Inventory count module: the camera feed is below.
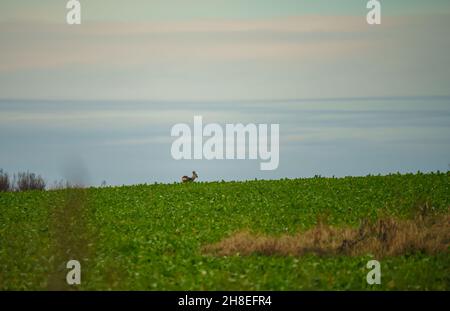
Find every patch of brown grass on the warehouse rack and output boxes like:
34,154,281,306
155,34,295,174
203,214,450,258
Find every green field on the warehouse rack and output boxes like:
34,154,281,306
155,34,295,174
1,172,449,290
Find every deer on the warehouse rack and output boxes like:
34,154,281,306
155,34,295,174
181,171,198,183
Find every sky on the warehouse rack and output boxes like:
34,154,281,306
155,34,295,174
3,0,450,21
0,1,449,185
1,0,450,101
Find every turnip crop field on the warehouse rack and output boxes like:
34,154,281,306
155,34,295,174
1,172,449,290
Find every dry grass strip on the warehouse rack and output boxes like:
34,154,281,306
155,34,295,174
203,214,450,258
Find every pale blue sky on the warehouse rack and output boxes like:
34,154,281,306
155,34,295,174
0,1,449,184
2,0,450,22
1,1,450,101
1,98,449,185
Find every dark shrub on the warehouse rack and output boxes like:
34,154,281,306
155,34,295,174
0,169,10,192
15,171,46,191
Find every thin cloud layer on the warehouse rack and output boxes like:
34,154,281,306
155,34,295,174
0,14,449,100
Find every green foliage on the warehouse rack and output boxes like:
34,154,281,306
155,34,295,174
0,172,449,290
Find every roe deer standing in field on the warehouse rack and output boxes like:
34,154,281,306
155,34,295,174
182,171,198,183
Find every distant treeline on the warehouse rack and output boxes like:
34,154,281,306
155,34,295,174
0,169,108,192
0,169,46,192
